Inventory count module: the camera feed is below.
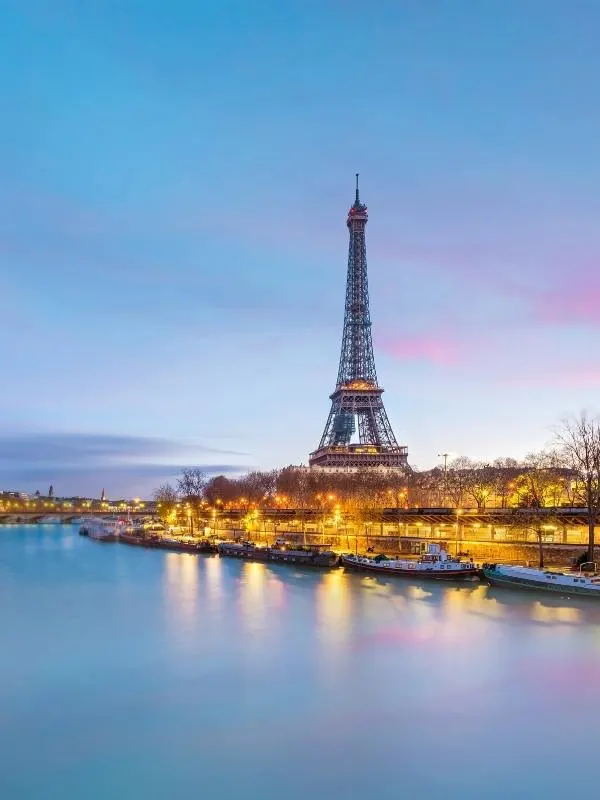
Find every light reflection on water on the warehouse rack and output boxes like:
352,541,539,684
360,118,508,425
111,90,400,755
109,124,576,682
316,568,353,644
530,600,581,624
163,552,199,630
237,560,269,632
203,553,224,612
3,525,600,799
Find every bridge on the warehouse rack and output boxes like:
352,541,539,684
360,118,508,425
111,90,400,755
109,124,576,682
0,509,152,524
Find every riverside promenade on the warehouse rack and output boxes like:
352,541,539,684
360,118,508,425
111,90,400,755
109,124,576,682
207,526,593,568
205,507,598,567
2,506,597,567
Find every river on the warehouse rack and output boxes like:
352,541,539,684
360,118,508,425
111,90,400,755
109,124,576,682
1,524,600,799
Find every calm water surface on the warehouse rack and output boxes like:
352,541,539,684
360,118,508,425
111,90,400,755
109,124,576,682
2,525,600,799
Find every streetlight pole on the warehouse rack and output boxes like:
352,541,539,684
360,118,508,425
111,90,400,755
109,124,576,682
455,508,463,556
438,453,449,506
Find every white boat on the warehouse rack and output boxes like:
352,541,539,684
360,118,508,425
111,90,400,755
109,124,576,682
340,542,479,581
483,563,600,597
79,517,124,542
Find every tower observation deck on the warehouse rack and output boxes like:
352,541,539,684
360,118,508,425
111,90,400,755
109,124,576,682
309,176,408,471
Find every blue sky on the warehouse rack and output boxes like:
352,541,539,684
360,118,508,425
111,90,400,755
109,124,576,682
2,1,600,497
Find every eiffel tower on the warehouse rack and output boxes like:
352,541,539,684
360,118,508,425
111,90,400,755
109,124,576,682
309,176,408,470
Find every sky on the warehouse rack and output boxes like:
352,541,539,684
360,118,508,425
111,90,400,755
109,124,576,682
2,0,600,498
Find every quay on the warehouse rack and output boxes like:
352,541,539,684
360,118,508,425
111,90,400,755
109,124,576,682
3,506,600,567
95,521,598,569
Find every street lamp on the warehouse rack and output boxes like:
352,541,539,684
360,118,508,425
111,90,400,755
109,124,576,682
438,453,449,506
455,508,463,554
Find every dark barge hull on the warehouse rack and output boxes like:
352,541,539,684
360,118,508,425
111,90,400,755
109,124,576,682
340,557,478,581
88,535,118,543
218,546,270,562
218,546,338,568
269,551,339,568
119,535,218,554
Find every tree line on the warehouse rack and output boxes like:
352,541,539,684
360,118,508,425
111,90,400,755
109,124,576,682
154,412,600,562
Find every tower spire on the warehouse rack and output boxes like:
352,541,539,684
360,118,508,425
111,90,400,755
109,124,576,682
355,173,360,206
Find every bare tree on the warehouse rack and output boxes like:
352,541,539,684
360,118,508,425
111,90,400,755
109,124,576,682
513,451,563,568
414,468,444,507
203,475,237,505
153,483,179,521
238,470,279,504
515,452,563,508
555,412,600,563
464,462,497,511
177,468,207,504
492,457,521,508
154,483,178,503
445,456,473,508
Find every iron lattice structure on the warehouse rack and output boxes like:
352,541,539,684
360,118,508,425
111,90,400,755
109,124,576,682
309,176,408,471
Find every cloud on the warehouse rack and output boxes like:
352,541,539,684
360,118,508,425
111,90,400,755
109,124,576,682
502,367,600,389
0,431,248,497
532,274,600,327
0,432,245,465
378,332,463,366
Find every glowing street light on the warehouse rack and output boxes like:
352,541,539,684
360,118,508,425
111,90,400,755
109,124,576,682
455,508,464,554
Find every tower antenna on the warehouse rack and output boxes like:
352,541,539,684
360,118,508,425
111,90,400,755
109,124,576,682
355,173,360,205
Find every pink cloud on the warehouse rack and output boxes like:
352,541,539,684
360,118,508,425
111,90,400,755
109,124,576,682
378,332,462,366
534,276,600,327
504,367,600,389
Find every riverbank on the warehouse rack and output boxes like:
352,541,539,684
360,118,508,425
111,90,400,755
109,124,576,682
4,518,593,567
239,530,592,568
81,523,592,569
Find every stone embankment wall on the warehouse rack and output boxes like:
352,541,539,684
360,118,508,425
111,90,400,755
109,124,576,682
233,529,597,568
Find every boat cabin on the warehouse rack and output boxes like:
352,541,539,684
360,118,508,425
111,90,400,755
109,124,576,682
271,539,333,553
419,543,452,563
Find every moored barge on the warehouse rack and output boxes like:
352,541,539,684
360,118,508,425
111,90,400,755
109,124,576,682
218,539,338,567
79,517,123,542
119,530,218,554
269,540,339,568
482,563,600,597
340,543,478,581
218,541,271,561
